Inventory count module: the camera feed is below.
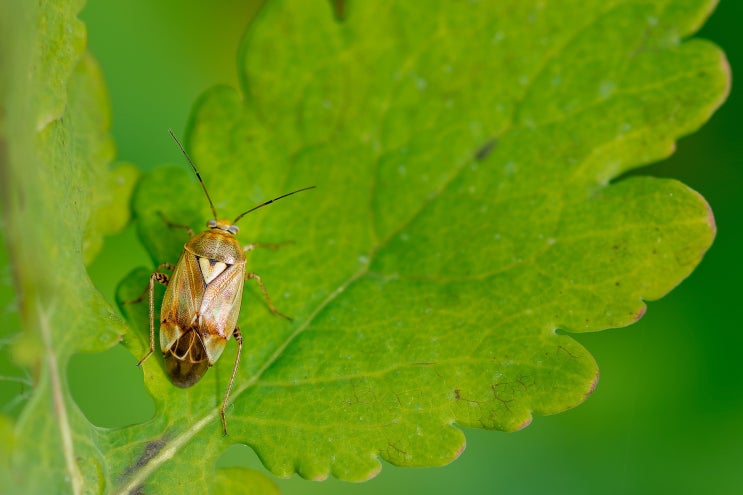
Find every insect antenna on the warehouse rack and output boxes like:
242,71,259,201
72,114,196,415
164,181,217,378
169,129,219,220
232,186,316,225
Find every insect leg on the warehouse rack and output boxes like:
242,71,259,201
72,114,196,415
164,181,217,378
137,271,170,367
122,263,174,305
157,211,195,237
220,327,243,436
246,272,292,321
243,241,294,253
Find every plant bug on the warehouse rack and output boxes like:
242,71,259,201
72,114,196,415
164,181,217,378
132,129,313,435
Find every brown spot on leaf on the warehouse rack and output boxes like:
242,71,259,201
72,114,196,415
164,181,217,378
332,0,346,21
119,437,167,483
634,305,647,322
474,138,498,160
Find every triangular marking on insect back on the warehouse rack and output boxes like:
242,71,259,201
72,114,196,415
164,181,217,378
197,257,228,284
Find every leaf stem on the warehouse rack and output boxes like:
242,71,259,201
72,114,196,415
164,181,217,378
39,304,84,495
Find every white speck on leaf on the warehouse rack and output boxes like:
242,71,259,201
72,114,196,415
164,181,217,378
598,80,615,97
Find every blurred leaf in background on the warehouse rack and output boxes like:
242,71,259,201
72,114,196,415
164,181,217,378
0,0,135,491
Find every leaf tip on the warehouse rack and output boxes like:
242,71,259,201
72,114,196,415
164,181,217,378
586,370,600,400
633,305,647,323
701,192,717,239
361,462,383,481
516,416,533,431
454,438,467,459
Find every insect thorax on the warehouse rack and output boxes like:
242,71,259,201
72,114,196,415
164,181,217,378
185,229,245,266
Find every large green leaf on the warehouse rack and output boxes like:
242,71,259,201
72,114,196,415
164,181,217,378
1,0,729,493
114,0,727,489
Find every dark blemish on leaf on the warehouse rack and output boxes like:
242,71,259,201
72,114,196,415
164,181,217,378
556,345,579,359
453,389,481,406
332,0,346,21
474,138,498,160
491,383,513,412
119,438,167,483
131,485,145,495
386,442,410,463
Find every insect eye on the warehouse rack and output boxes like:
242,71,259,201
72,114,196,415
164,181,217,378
228,225,239,235
207,219,217,228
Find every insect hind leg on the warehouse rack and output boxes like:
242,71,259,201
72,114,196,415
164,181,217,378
221,327,243,436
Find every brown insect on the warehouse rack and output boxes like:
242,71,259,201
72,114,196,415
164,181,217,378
132,130,313,434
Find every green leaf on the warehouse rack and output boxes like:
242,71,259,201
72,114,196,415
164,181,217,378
113,0,728,488
0,0,135,492
1,0,729,493
215,467,279,495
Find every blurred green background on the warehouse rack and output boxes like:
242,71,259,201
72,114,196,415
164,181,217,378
67,0,742,493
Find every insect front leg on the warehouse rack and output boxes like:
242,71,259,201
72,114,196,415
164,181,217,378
220,327,243,436
158,211,195,237
137,270,170,367
122,263,174,305
246,272,292,321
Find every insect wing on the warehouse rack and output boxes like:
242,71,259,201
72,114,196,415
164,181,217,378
198,260,244,363
159,250,203,353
